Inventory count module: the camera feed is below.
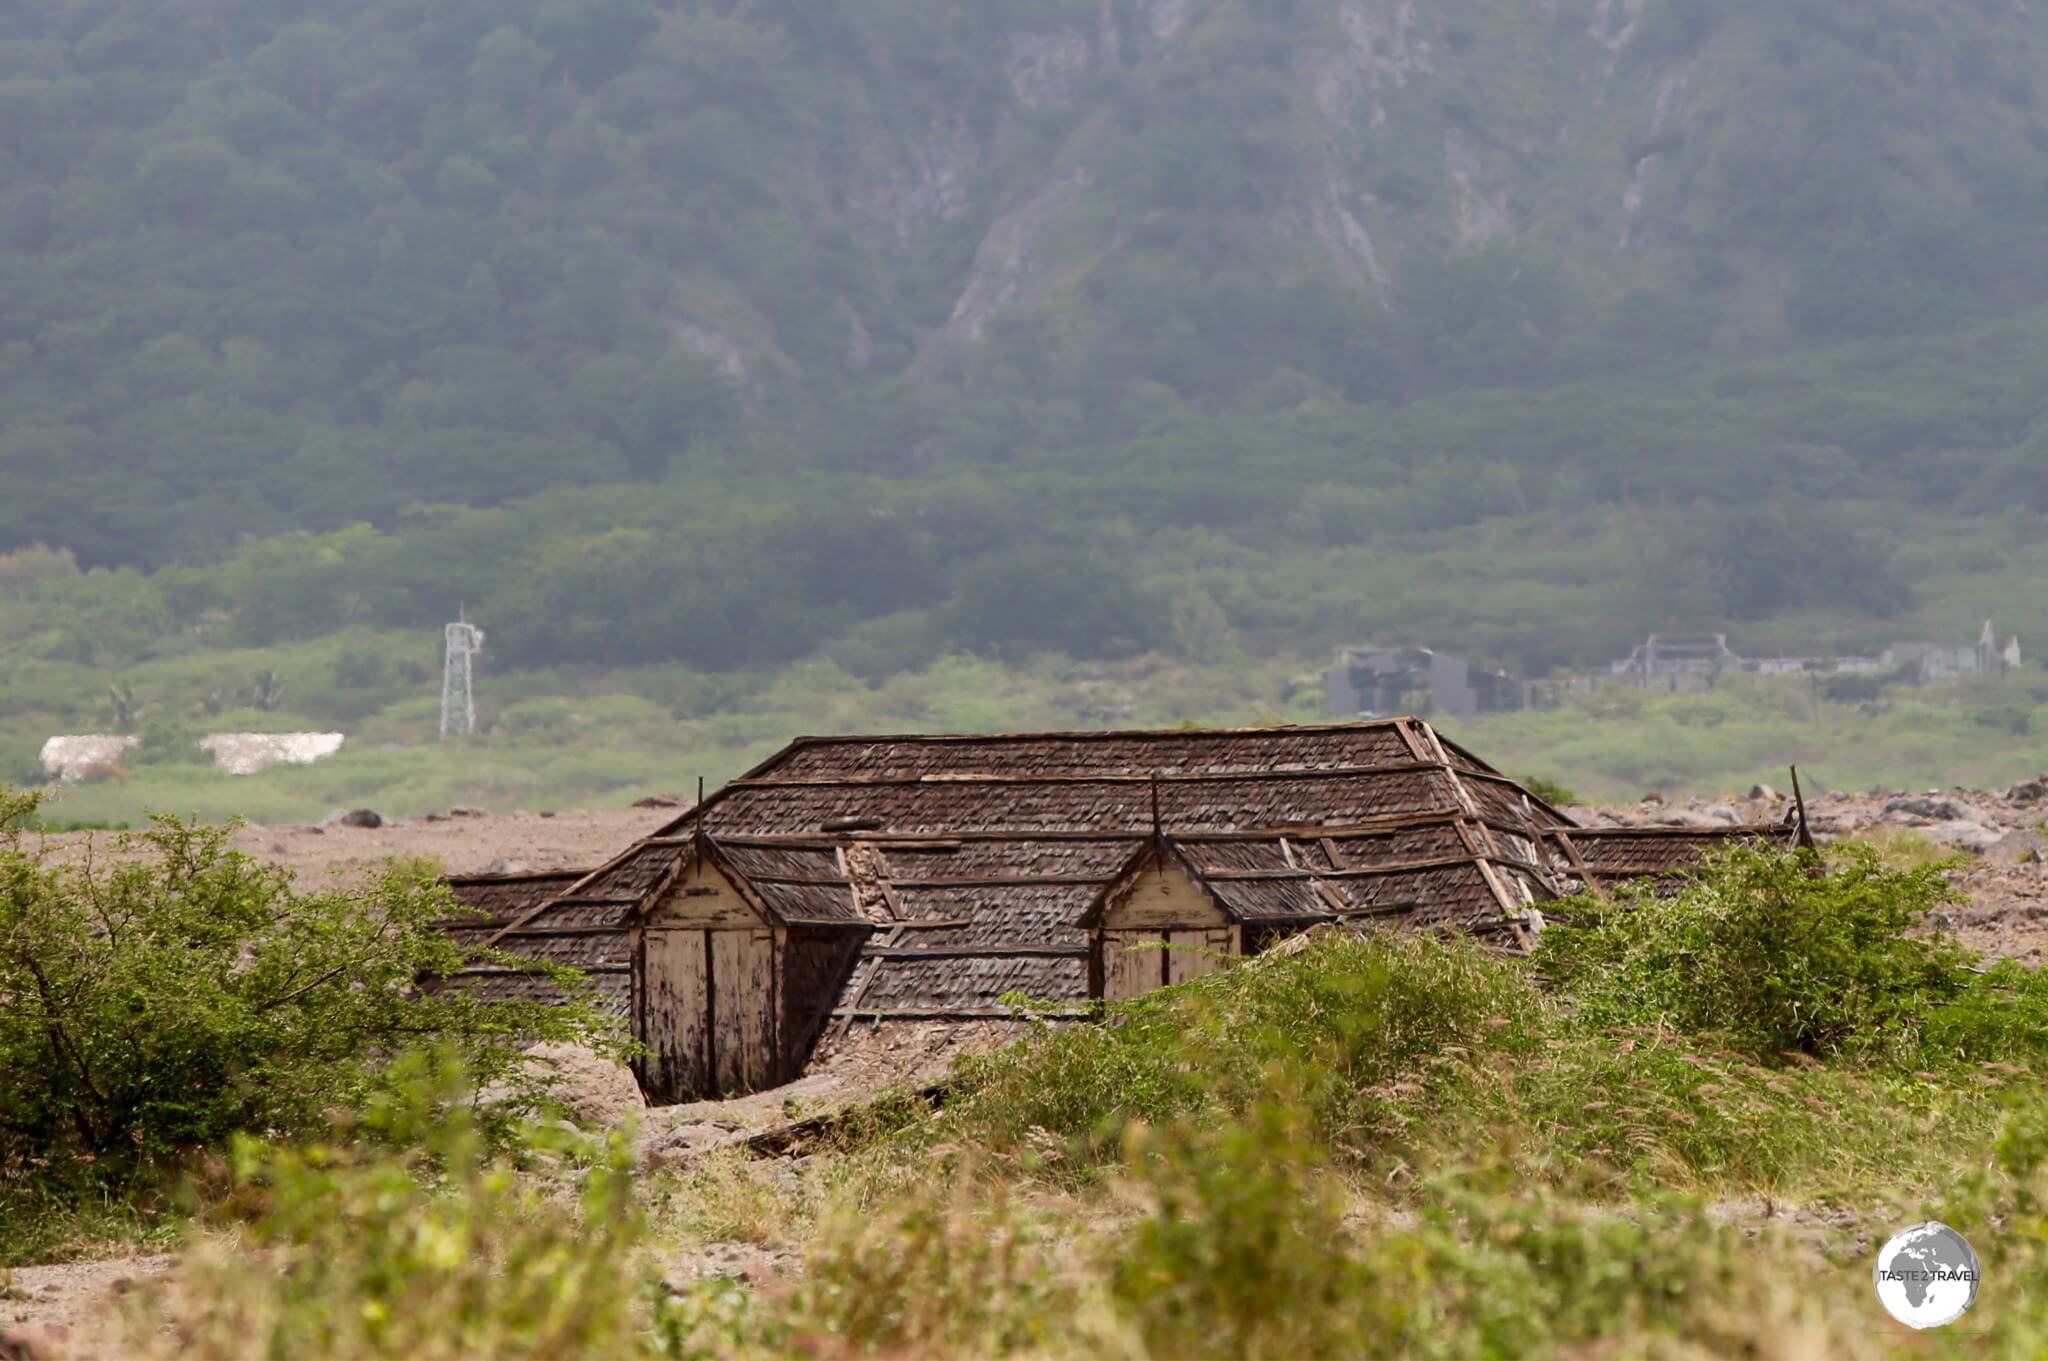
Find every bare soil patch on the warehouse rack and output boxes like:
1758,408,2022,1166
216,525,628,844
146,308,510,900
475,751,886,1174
34,804,677,885
3,1254,169,1343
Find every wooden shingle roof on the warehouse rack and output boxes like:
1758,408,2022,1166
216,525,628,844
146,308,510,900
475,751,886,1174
439,869,594,953
433,869,630,1013
561,720,1575,1013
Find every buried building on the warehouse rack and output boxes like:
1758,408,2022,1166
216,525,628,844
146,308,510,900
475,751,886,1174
439,722,1789,1104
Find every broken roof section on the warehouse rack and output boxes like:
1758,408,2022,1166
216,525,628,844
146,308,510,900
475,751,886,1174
1544,824,1802,895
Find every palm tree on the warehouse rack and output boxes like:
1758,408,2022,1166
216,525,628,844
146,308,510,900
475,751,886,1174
106,682,140,732
247,670,288,712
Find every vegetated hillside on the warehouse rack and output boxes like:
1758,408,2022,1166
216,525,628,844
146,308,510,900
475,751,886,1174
5,0,2048,686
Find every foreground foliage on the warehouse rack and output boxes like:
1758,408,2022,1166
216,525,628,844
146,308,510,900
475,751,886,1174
116,1055,660,1361
0,788,613,1261
41,848,2048,1356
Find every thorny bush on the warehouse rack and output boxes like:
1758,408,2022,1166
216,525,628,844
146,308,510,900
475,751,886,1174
0,787,616,1231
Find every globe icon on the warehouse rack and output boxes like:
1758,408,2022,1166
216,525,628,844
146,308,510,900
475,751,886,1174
1873,1222,1980,1329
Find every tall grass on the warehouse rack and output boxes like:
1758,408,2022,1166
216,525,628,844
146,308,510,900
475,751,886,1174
110,1057,667,1361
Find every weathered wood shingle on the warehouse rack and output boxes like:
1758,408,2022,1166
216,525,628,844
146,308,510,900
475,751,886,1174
433,869,628,1012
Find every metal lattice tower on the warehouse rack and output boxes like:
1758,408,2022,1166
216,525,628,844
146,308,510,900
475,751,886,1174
441,616,485,738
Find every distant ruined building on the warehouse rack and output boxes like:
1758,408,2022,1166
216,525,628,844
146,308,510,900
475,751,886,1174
1325,646,1543,719
1605,622,2021,694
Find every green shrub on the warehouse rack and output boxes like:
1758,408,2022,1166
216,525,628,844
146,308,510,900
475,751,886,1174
1842,824,1953,872
1113,1101,1366,1359
1342,1169,1820,1359
1923,959,2048,1066
823,1095,1897,1360
1932,1093,2048,1351
0,789,615,1228
1535,846,1996,1064
871,898,2041,1204
1519,775,1578,807
1488,1026,2012,1193
939,930,1541,1173
132,716,208,766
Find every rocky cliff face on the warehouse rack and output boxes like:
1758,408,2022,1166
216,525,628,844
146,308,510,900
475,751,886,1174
697,0,2048,431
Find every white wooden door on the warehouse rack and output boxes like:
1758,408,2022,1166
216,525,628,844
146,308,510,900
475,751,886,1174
643,929,709,1103
1165,928,1233,984
710,928,775,1093
1103,929,1165,1001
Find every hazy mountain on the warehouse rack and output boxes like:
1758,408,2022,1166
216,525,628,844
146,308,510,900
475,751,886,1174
3,0,2046,677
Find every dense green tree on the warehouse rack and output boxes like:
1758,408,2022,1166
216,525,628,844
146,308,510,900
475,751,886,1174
947,545,1161,660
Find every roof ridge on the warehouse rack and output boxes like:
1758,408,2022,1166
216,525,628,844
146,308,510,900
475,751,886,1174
773,719,1421,748
724,760,1466,790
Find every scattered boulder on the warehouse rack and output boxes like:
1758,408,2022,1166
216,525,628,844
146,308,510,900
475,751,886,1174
483,858,530,875
448,805,487,818
1923,820,2006,853
1656,809,1730,829
424,811,449,823
2007,777,2048,805
640,1117,753,1168
633,794,684,809
322,807,384,829
1700,802,1743,825
1883,795,1969,823
1748,783,1781,802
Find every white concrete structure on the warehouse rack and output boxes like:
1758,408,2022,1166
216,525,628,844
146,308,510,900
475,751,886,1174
198,732,346,775
39,734,139,781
